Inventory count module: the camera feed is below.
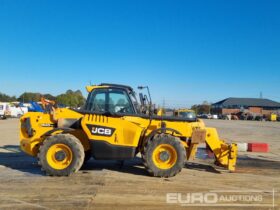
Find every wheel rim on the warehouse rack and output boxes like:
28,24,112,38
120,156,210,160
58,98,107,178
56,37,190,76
152,144,177,169
46,144,73,170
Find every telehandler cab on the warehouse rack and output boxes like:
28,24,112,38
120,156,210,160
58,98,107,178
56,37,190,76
20,83,237,177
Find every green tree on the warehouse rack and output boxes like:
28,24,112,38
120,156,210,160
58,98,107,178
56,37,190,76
0,92,17,102
56,90,85,107
43,94,56,101
191,102,211,114
1,90,85,108
18,92,41,102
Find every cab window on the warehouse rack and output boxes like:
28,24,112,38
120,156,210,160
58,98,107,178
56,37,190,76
85,91,106,112
108,90,134,114
85,89,135,114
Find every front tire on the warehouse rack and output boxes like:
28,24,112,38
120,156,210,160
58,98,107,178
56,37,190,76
142,134,186,177
38,134,85,176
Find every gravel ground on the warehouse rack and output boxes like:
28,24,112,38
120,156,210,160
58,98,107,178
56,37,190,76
0,118,279,210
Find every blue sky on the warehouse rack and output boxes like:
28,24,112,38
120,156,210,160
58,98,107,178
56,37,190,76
0,0,279,107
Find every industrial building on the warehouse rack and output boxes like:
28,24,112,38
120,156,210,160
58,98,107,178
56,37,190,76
211,97,280,115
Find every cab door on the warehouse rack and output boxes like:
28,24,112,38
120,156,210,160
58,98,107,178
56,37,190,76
81,88,143,160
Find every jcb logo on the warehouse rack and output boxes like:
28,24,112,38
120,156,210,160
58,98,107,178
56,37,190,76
87,124,115,137
92,127,112,135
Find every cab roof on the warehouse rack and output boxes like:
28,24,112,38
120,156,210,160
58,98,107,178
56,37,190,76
86,83,133,92
99,83,133,91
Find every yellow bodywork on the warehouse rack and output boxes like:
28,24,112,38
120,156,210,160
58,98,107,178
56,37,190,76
20,108,90,156
20,85,238,172
157,108,165,116
86,85,109,93
271,114,277,121
174,108,195,116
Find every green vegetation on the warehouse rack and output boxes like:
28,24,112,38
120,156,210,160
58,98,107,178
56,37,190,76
18,92,42,102
0,92,17,102
191,101,211,114
56,90,85,107
0,90,86,108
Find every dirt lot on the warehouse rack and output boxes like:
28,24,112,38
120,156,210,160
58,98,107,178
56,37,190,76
0,118,279,209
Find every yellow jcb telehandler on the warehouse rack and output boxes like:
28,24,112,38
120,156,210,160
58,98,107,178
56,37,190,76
20,83,237,177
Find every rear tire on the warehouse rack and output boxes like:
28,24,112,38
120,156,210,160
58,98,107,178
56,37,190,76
38,134,84,176
142,134,186,177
